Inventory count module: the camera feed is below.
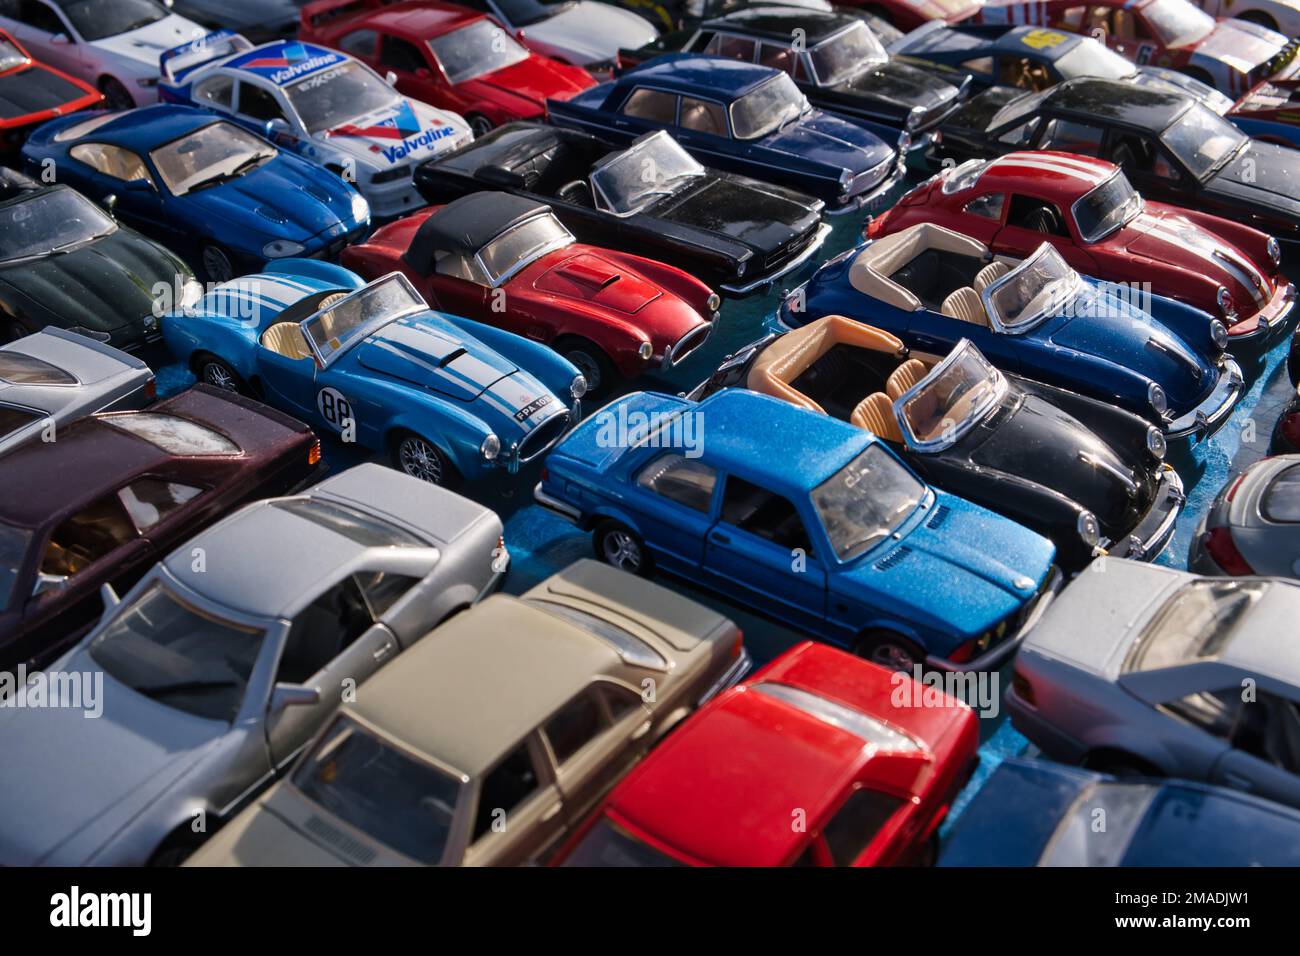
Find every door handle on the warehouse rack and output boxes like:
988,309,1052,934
630,719,653,741
710,531,730,545
372,641,396,662
540,802,563,822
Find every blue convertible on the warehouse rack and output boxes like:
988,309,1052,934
534,387,1061,671
546,54,906,213
779,223,1243,439
23,104,370,282
163,259,586,486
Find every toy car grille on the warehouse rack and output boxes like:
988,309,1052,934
667,324,712,367
846,155,894,198
764,226,818,271
518,412,571,463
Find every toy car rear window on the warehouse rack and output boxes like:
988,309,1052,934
0,403,43,439
270,498,424,548
524,598,668,670
1122,579,1268,673
1262,464,1300,523
0,351,77,385
101,412,240,456
1038,782,1156,866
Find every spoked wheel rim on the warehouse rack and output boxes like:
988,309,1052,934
202,246,234,283
868,641,917,672
601,529,642,572
398,436,444,485
564,349,602,393
201,361,238,392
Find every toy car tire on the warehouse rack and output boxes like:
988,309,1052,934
853,628,925,672
193,353,250,396
200,244,236,283
467,113,494,138
391,431,460,489
594,520,653,577
98,77,134,111
556,337,618,396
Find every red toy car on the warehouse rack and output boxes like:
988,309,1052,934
977,0,1299,96
0,29,101,156
341,192,719,392
551,642,979,867
299,0,595,137
843,0,983,31
871,151,1295,340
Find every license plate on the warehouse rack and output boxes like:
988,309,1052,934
514,395,553,422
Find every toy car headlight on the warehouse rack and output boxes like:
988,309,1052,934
1146,425,1166,460
179,278,204,310
905,106,924,131
706,292,721,312
570,374,588,400
263,239,305,258
637,342,653,362
1209,318,1229,350
1077,511,1100,547
480,433,500,460
736,258,748,277
1147,381,1167,415
1267,237,1281,266
1216,285,1232,313
839,168,854,193
350,191,370,222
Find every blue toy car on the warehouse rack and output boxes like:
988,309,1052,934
534,387,1061,671
779,223,1243,439
546,53,906,213
23,104,370,283
163,259,586,486
940,758,1300,866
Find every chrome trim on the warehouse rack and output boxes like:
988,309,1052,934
662,321,713,368
1117,464,1184,561
979,242,1078,335
299,272,425,369
1078,450,1139,497
924,566,1063,673
473,213,575,288
720,221,831,293
1164,358,1244,438
533,481,582,522
893,338,1006,453
699,647,753,704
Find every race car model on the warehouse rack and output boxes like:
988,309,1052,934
931,79,1300,249
975,0,1299,96
0,28,101,156
1228,78,1300,150
555,641,979,867
875,152,1294,340
0,383,322,671
597,0,903,38
157,30,471,219
23,105,371,282
688,318,1183,569
413,125,828,296
341,193,717,394
535,387,1062,672
547,53,906,211
1192,0,1300,35
0,327,154,458
0,0,204,109
617,8,971,134
161,259,585,486
1189,455,1300,577
0,167,195,353
889,22,1232,113
170,0,307,44
779,223,1244,439
0,462,508,866
299,0,595,137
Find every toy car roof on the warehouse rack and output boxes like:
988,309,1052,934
700,7,859,43
622,53,781,98
347,0,482,37
1040,78,1191,129
409,193,551,268
992,24,1090,58
222,39,348,86
0,165,40,203
53,104,223,148
967,150,1117,195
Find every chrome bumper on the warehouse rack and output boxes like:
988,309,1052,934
925,566,1064,673
1164,357,1244,439
1112,464,1184,561
533,481,582,523
720,222,832,295
1232,280,1296,341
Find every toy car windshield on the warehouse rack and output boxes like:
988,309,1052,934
478,212,573,284
287,60,399,134
731,73,809,140
1054,40,1134,82
592,132,705,214
896,340,1005,451
1073,171,1144,243
939,158,988,195
429,19,530,84
808,22,887,87
1160,104,1246,181
0,35,26,70
1143,0,1214,47
810,444,925,561
149,122,276,196
983,243,1079,334
302,273,426,365
0,187,115,262
1123,579,1269,673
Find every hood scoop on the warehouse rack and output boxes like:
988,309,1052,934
534,253,661,314
255,205,289,225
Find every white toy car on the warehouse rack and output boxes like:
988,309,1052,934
458,0,656,76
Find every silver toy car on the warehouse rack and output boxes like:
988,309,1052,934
1189,455,1300,579
0,462,507,865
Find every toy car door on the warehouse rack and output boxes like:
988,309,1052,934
255,343,319,423
992,191,1100,275
625,450,717,574
460,732,567,866
1211,686,1300,809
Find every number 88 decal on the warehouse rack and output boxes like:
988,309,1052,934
317,386,355,432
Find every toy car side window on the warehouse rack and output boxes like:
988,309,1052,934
276,576,375,683
13,0,61,34
339,28,379,59
353,569,421,618
636,452,718,513
1006,194,1068,236
680,96,728,137
758,42,795,76
0,402,42,440
996,116,1041,147
598,682,644,722
688,31,714,53
68,143,154,185
40,495,139,579
472,741,542,841
963,56,994,75
1038,118,1105,157
998,57,1051,92
621,87,678,124
704,33,757,61
380,35,426,74
1158,688,1241,740
433,248,488,284
720,475,814,554
117,478,203,532
194,75,234,110
1229,690,1300,775
543,689,608,764
822,787,905,866
237,81,287,123
963,192,1005,221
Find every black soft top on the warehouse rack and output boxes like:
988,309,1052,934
408,192,549,272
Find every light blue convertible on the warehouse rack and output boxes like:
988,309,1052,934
162,259,586,486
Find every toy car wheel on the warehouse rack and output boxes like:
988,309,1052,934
595,520,653,576
98,77,134,111
200,244,235,283
557,338,618,396
1238,10,1278,30
854,629,925,672
467,113,494,138
194,354,249,395
393,432,460,488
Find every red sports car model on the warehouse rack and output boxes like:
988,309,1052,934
341,192,719,393
552,641,979,867
0,29,100,156
978,0,1299,96
299,0,595,137
844,0,984,31
872,151,1295,339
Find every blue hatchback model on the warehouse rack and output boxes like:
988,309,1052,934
535,388,1060,671
23,104,370,282
546,53,906,214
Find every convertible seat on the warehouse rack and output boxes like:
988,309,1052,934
885,358,930,400
261,322,312,359
849,392,902,443
848,222,991,311
745,314,903,414
974,260,1010,292
941,287,988,326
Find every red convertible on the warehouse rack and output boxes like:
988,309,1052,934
341,193,719,393
299,0,595,137
870,151,1295,340
0,29,101,157
552,642,979,867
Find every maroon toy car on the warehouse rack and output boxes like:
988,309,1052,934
341,192,719,392
0,385,322,669
870,151,1295,340
299,0,595,138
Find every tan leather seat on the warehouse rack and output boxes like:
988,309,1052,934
261,321,312,359
885,358,929,401
941,287,988,326
974,261,1010,292
850,392,902,442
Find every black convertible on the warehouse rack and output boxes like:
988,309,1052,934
0,167,194,352
412,123,828,296
687,315,1184,570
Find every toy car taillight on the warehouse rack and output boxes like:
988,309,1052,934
308,439,321,466
144,377,157,401
1202,527,1254,576
729,630,744,660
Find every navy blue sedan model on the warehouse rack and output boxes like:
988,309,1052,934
546,53,906,213
23,104,371,282
941,759,1300,866
534,387,1061,672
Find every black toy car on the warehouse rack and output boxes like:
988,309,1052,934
687,315,1184,570
603,0,901,40
413,123,828,295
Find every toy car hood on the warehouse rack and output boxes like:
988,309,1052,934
519,2,656,65
835,58,959,111
1189,20,1289,75
652,175,818,246
462,58,593,114
532,252,663,314
763,111,894,172
1122,210,1271,308
321,97,468,170
90,14,206,69
1212,140,1300,208
179,158,349,240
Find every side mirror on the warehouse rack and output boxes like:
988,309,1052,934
270,683,321,714
32,572,68,598
414,67,431,79
50,32,70,45
384,70,398,86
100,582,120,610
264,117,290,139
102,193,118,214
